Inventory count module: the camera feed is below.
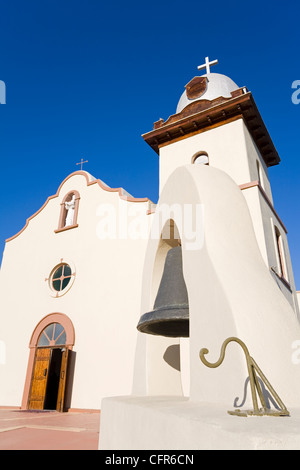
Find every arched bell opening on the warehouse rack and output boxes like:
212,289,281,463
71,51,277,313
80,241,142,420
137,220,190,397
137,219,189,338
150,219,181,308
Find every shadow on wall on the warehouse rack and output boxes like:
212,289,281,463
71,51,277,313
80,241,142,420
234,376,282,411
64,350,76,411
163,345,181,371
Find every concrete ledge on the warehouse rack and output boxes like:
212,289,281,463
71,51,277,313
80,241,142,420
99,396,300,450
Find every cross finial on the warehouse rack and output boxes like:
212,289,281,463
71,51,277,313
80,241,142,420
197,56,218,75
76,158,88,171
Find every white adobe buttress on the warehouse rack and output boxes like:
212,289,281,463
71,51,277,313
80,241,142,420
99,63,300,450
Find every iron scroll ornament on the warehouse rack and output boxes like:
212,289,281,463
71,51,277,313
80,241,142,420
199,337,290,417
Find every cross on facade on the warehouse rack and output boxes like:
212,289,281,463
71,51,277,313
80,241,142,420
76,158,88,170
197,56,218,74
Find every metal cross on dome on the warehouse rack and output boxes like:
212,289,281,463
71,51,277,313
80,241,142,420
197,56,218,74
76,158,88,170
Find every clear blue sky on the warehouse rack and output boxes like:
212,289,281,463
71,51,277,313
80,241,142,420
0,0,299,286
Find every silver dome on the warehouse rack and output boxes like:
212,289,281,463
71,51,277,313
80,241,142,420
176,73,239,114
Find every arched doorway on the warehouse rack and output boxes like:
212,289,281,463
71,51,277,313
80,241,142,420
22,313,75,412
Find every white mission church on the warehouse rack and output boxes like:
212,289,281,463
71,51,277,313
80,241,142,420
1,57,300,448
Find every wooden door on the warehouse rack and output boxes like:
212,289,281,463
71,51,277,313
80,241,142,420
28,348,51,410
56,348,69,412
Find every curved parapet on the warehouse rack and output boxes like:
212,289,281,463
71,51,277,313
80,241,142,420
6,170,153,243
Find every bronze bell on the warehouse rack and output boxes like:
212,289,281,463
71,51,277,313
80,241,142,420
137,246,189,337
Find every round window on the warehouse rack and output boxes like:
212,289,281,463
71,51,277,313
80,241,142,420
51,264,72,293
46,261,76,298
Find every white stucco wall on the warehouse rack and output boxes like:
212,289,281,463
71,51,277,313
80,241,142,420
100,164,300,450
158,118,298,317
159,119,257,194
243,123,273,202
241,186,299,316
0,172,153,410
132,164,300,407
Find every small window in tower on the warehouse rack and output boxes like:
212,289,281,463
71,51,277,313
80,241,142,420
192,152,209,165
256,160,265,190
274,226,287,280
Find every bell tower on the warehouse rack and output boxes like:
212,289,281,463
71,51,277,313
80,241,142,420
142,58,299,317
